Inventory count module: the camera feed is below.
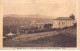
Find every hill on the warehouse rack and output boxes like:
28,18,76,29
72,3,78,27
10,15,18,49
3,15,53,26
3,15,53,35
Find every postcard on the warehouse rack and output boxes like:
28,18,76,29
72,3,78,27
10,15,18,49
0,0,80,50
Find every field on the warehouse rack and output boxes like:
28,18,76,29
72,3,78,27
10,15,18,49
3,27,77,47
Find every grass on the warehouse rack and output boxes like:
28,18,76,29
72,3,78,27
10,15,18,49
3,27,77,47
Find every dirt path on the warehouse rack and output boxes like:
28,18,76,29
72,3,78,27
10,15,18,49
12,31,59,42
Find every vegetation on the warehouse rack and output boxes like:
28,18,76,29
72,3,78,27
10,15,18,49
3,16,53,36
3,26,76,47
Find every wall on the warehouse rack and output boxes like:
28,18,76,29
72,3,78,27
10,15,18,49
53,19,75,29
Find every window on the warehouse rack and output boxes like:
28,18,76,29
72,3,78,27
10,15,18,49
62,22,64,25
59,22,60,25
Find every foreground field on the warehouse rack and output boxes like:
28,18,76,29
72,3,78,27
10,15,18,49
3,27,76,47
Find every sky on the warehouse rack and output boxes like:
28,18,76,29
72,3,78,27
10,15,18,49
2,0,77,18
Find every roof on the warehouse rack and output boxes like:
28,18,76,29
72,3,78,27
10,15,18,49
54,17,73,20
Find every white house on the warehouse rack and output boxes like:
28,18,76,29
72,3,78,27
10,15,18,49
52,14,76,29
6,32,15,36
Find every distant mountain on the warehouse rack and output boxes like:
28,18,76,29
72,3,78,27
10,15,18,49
3,15,54,27
3,14,54,18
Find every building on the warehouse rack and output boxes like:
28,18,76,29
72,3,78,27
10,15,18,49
6,32,15,36
53,14,76,29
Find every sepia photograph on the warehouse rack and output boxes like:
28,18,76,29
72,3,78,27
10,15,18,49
3,0,77,47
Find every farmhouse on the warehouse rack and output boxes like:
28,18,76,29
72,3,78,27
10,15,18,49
53,14,76,29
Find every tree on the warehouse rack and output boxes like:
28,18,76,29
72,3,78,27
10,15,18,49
69,14,75,20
